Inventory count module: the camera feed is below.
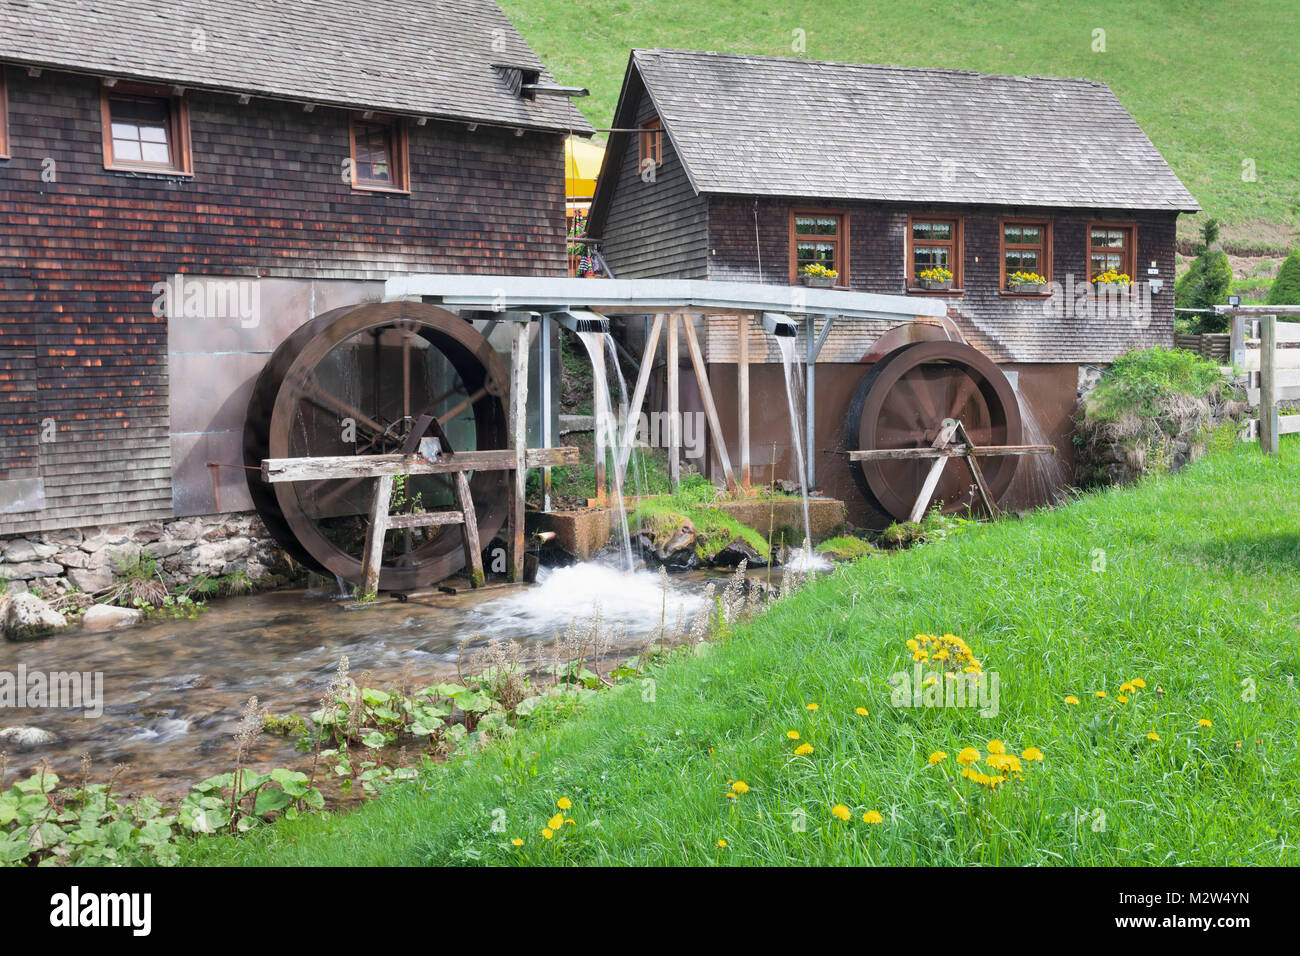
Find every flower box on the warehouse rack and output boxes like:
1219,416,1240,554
1010,282,1048,294
918,278,952,291
802,275,835,288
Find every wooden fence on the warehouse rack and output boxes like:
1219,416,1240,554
1216,307,1300,454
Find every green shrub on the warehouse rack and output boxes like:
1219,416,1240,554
1085,347,1226,422
815,535,876,561
1175,219,1233,332
1267,249,1300,306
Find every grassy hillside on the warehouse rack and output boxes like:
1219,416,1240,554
506,0,1299,252
192,436,1300,866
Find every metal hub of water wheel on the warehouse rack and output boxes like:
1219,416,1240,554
845,340,1023,521
244,301,510,591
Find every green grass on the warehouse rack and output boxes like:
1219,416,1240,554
816,535,877,560
507,0,1300,250
631,496,771,560
189,438,1300,866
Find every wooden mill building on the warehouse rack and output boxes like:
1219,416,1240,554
585,49,1200,519
0,0,589,543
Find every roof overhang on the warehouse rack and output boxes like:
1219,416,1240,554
384,275,948,321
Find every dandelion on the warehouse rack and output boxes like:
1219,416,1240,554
1120,682,1135,694
794,743,814,756
1198,718,1212,728
806,703,819,711
957,747,980,767
1021,747,1044,762
717,839,727,848
557,797,572,810
1131,678,1146,689
1095,691,1107,699
1064,696,1080,706
928,750,947,765
726,792,737,800
511,838,523,846
548,813,564,829
988,740,1006,755
1146,732,1160,742
863,810,883,824
987,753,1022,774
542,828,554,840
855,707,869,716
565,818,575,826
787,730,800,740
831,804,852,821
1117,694,1128,703
732,780,750,794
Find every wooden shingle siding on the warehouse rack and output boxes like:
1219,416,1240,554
597,82,708,280
702,195,1176,364
0,69,566,536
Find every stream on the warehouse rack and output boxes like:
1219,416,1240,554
0,563,711,801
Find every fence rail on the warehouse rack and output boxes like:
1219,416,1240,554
1210,306,1300,455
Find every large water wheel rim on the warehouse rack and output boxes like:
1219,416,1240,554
247,301,510,590
845,340,1023,521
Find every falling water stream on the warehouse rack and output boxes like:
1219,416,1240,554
1013,389,1071,507
575,330,634,571
775,336,815,563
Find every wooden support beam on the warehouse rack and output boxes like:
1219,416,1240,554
954,421,997,518
386,510,464,530
667,313,680,489
507,322,529,581
849,444,1055,462
616,314,664,484
454,470,484,587
737,314,751,489
908,420,960,524
262,446,578,483
359,475,394,598
680,314,738,493
1260,314,1279,456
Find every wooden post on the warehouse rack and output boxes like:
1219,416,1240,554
681,314,738,493
667,313,680,489
738,314,751,489
454,470,485,587
1260,313,1278,456
616,313,664,482
507,322,529,581
359,475,393,597
1230,312,1246,370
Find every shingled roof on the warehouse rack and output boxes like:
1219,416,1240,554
592,49,1196,222
0,0,592,134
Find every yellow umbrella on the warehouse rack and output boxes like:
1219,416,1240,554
565,135,604,200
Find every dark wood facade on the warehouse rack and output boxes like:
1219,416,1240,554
0,67,566,535
595,78,1178,365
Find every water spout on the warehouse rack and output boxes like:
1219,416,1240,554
574,330,635,571
774,335,815,563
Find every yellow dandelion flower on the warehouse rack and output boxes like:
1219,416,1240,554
1095,691,1107,699
1117,694,1128,703
717,839,727,848
1064,695,1080,706
1198,718,1212,728
928,750,947,765
1120,682,1135,694
1131,678,1146,689
806,703,819,711
557,797,572,810
1146,731,1160,741
855,707,869,716
542,828,554,840
548,813,564,830
565,818,575,826
787,730,800,739
511,838,523,846
732,780,750,794
988,740,1006,755
987,753,1022,774
863,810,883,824
794,743,814,756
831,804,852,821
1021,747,1044,761
726,792,737,799
957,747,980,767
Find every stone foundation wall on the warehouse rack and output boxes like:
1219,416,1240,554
0,512,283,598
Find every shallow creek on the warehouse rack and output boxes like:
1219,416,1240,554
0,563,712,802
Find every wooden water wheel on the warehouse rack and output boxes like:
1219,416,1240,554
845,340,1023,521
244,301,511,590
